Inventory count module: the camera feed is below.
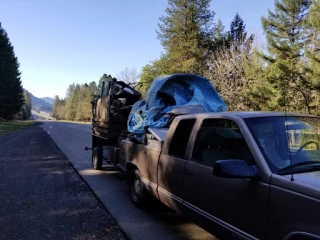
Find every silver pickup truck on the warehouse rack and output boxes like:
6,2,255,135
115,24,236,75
117,111,320,240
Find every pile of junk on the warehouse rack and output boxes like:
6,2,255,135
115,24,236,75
91,74,227,146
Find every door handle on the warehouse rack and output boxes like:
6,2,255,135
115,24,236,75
184,169,194,177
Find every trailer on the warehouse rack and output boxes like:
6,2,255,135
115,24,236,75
87,76,141,170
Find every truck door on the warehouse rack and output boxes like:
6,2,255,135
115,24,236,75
182,118,269,240
157,118,196,212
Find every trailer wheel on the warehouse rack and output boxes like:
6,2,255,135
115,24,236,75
92,147,103,170
129,169,145,206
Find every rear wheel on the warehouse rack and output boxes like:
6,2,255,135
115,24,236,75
92,147,102,170
129,169,145,206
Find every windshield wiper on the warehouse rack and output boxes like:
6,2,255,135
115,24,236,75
278,161,320,174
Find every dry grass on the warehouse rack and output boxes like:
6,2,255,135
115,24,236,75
0,120,34,136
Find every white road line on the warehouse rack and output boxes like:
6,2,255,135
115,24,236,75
58,124,91,132
47,125,52,135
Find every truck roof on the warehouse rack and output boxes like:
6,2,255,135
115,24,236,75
145,111,319,143
181,111,319,119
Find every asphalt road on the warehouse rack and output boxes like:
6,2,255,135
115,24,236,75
40,121,216,240
0,123,125,240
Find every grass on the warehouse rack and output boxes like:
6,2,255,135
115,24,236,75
0,120,34,136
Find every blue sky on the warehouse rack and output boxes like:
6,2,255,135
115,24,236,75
0,0,274,99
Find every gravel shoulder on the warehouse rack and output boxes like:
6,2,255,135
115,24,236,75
0,122,125,240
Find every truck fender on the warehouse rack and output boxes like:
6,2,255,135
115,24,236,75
126,162,138,177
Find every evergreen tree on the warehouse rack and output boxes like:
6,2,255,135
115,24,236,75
211,19,229,51
65,83,75,99
261,0,312,113
0,22,24,119
139,55,171,90
229,13,247,42
52,96,66,120
215,19,225,39
66,84,81,120
21,90,31,119
84,81,97,120
52,95,60,119
306,0,320,113
157,0,215,74
227,13,254,52
64,84,80,120
96,75,104,95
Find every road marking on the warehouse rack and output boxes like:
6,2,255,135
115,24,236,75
59,124,91,132
47,125,52,135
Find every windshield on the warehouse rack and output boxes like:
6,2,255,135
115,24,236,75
245,116,320,174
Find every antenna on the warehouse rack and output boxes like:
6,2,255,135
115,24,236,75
283,79,294,181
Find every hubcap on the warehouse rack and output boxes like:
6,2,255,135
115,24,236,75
92,151,97,168
131,175,140,201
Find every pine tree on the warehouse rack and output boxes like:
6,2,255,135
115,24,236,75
21,90,31,119
157,0,215,74
306,0,320,113
139,55,171,90
52,95,60,119
261,0,312,113
212,19,228,50
229,13,247,42
65,84,80,120
52,96,66,120
84,81,97,120
0,22,24,119
96,75,104,95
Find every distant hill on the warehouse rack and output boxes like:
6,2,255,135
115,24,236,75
28,92,52,112
41,97,54,105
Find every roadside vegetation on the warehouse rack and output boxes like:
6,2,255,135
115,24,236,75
0,120,33,136
52,0,320,120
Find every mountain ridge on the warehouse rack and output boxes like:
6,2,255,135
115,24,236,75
25,90,53,112
41,97,54,105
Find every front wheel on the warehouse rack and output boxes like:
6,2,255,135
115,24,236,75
92,147,102,170
129,169,145,206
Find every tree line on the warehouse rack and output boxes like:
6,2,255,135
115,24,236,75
52,81,100,121
54,0,320,121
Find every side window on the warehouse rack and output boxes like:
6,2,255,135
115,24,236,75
191,119,254,167
168,119,196,158
101,81,110,98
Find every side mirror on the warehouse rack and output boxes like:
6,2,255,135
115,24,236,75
213,160,260,179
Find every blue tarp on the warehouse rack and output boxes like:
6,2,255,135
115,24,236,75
128,74,227,142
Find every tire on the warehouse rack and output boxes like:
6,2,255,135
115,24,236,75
92,147,103,170
129,169,145,206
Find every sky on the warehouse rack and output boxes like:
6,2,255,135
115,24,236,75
0,0,275,99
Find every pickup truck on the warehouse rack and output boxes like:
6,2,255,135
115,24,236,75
117,110,320,240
